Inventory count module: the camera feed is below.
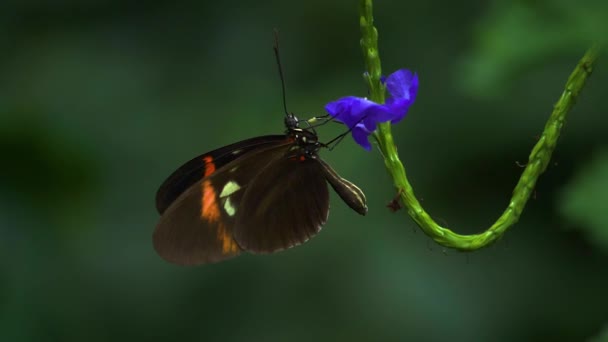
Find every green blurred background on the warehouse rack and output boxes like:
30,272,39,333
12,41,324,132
1,0,607,341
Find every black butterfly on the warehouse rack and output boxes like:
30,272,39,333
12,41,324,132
154,114,367,265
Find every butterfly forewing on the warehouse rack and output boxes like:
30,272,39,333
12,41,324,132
154,142,292,265
233,156,330,253
156,135,287,214
154,116,368,265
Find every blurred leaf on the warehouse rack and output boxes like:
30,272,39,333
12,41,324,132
458,0,608,98
589,324,608,342
559,149,608,251
0,110,98,229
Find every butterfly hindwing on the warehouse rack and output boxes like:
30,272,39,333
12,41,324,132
153,142,292,265
233,155,330,253
156,135,287,214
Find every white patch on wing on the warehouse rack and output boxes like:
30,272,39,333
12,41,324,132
220,181,241,198
224,197,236,216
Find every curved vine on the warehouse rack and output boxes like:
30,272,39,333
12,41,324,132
359,0,600,250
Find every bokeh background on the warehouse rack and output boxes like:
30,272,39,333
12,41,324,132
1,0,608,341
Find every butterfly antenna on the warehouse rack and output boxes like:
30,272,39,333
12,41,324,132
273,29,290,118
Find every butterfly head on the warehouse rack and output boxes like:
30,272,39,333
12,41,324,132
284,113,299,130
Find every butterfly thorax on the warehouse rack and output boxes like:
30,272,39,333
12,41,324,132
286,128,320,159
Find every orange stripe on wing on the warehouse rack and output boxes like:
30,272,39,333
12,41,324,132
200,155,238,254
203,156,216,177
201,180,220,222
218,223,239,253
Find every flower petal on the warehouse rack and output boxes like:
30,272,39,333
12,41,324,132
351,123,373,151
325,96,387,129
386,98,414,123
385,69,419,101
361,106,393,131
324,68,419,150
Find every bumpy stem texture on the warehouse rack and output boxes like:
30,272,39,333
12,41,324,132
360,0,599,250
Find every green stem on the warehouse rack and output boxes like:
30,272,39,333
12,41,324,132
360,0,599,251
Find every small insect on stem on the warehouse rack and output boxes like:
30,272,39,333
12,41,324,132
387,188,404,212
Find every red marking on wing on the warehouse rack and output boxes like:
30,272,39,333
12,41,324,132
203,156,216,177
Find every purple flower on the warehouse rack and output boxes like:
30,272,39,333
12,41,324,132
325,69,419,150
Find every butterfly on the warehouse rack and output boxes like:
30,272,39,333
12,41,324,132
153,113,367,265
